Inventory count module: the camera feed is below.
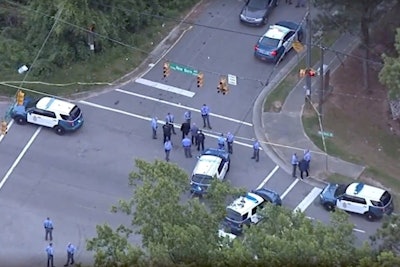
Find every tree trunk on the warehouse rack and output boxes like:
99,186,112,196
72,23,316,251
361,6,371,91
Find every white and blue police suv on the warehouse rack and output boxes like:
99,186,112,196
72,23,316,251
11,96,84,135
320,182,394,221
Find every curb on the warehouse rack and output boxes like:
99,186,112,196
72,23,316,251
253,33,364,184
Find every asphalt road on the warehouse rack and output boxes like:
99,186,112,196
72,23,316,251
0,1,381,265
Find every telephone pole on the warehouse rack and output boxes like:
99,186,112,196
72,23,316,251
305,0,312,101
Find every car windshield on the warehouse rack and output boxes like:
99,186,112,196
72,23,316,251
61,106,81,121
248,0,266,9
380,191,392,206
192,174,213,184
334,184,348,197
259,36,280,47
226,208,243,222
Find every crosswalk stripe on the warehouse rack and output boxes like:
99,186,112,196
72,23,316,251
294,187,322,213
135,78,196,98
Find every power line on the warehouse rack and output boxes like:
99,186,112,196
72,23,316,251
18,4,64,90
2,0,386,98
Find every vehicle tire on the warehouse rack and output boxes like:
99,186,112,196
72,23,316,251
262,17,267,25
298,32,303,42
324,203,335,211
227,162,231,172
365,212,375,221
54,125,65,135
14,115,27,125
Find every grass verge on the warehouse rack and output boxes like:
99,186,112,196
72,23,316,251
264,31,339,112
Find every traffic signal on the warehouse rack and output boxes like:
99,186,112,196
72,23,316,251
299,68,316,78
197,73,204,88
217,77,228,95
1,121,7,135
163,62,170,78
16,90,25,105
299,69,307,78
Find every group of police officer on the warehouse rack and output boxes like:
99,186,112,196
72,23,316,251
151,104,261,162
44,217,76,267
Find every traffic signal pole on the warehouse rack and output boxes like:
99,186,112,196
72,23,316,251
305,0,312,102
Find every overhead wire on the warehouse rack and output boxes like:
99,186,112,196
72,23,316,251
1,0,387,101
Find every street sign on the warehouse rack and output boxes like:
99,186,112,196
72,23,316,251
169,62,198,76
318,131,333,138
292,41,304,53
227,74,237,86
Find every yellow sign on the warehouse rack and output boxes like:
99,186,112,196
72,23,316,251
292,41,304,53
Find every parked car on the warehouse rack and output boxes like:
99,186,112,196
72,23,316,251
320,182,394,221
254,21,303,63
190,148,230,196
11,96,84,135
222,188,282,235
240,0,277,26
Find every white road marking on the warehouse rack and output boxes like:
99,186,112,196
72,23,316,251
135,78,195,98
79,100,257,149
280,179,299,200
115,88,253,127
256,165,279,190
293,187,322,213
0,120,14,143
304,216,366,233
0,127,42,190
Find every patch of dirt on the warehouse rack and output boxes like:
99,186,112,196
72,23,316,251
323,12,400,188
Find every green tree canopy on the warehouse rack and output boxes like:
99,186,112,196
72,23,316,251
379,28,400,99
0,0,198,77
87,159,400,267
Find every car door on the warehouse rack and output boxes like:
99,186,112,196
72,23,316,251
337,195,367,214
27,109,57,128
217,159,229,180
282,31,295,52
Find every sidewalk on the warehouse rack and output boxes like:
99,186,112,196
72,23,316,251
253,33,365,185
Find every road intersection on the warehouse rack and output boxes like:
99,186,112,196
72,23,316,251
0,1,380,265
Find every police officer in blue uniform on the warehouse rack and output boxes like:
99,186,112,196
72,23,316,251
166,113,176,135
184,110,192,125
164,138,172,162
44,217,54,241
182,136,192,158
151,117,158,139
226,132,234,154
64,242,76,266
217,133,225,150
251,139,260,162
46,243,55,267
200,104,212,129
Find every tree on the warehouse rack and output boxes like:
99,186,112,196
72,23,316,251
87,159,400,267
88,159,243,267
313,0,386,90
379,28,400,100
371,214,400,254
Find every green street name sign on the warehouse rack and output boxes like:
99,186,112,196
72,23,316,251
169,62,198,76
318,131,334,138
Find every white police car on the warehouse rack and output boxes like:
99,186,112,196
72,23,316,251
320,182,394,221
254,21,303,63
223,188,282,235
190,148,230,196
11,96,84,135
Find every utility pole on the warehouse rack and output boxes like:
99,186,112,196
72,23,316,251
305,0,312,102
318,46,325,115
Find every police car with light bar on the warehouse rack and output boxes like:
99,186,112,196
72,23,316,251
254,21,303,63
190,148,230,196
320,182,394,221
223,188,282,235
11,96,84,135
